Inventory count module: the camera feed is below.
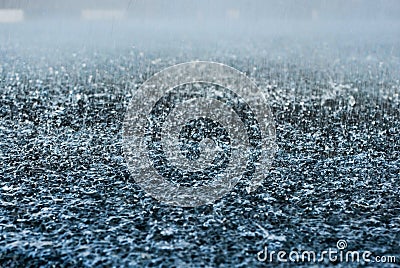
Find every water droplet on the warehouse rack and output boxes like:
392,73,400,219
348,95,356,106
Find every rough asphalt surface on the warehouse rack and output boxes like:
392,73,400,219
0,22,399,267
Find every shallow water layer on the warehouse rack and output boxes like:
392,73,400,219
0,18,399,267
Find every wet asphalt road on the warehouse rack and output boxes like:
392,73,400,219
0,21,399,267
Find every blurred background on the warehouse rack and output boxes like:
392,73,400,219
1,0,400,20
1,0,400,46
1,0,399,62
